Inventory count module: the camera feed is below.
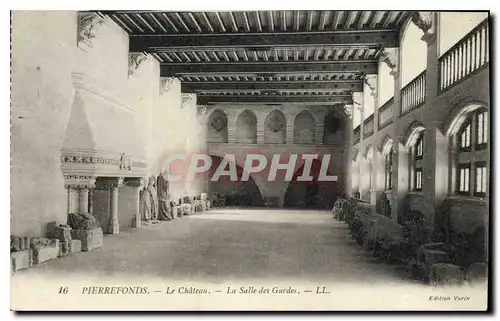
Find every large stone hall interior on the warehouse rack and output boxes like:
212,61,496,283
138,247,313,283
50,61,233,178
11,11,489,285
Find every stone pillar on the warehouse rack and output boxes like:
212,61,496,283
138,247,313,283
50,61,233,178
284,111,295,144
314,111,326,145
343,105,354,197
108,177,124,235
78,188,89,213
257,114,265,144
128,178,144,228
226,110,237,143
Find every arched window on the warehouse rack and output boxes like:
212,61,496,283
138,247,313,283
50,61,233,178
455,109,488,196
411,134,424,191
382,140,394,191
207,109,228,143
264,109,286,144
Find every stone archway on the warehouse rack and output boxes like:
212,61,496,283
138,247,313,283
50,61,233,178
283,159,338,209
207,155,264,207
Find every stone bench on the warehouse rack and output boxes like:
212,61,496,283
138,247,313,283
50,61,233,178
71,227,103,252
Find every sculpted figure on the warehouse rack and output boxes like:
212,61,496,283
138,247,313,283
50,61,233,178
68,212,99,230
141,177,159,221
157,174,173,220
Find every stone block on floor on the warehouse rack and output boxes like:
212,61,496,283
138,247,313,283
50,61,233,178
71,239,82,253
70,227,103,252
11,249,32,271
31,239,60,265
430,263,464,286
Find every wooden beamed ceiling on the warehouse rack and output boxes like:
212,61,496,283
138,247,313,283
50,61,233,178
100,10,410,105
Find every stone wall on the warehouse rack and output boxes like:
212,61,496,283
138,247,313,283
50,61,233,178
11,11,198,236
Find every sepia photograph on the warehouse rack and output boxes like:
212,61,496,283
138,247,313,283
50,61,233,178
8,5,491,312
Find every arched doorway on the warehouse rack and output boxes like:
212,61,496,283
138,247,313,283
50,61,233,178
207,155,264,207
283,159,338,209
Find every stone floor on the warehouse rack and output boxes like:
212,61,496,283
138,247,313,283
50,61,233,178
15,208,412,284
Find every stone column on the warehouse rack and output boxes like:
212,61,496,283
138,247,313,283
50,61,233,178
343,105,354,197
63,175,96,214
284,111,296,144
127,178,144,228
226,110,237,143
257,114,265,144
108,177,124,235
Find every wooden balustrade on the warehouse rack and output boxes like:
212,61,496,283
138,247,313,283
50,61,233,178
401,71,426,115
378,97,394,130
439,18,489,93
363,114,374,139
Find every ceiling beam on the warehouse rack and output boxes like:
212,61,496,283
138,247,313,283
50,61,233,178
197,95,352,105
161,60,377,76
128,30,398,51
182,80,363,91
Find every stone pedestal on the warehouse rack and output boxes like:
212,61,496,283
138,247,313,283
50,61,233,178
71,239,82,253
58,242,71,257
71,227,103,251
32,239,60,265
11,250,32,271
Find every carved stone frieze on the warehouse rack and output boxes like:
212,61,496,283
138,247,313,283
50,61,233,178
160,77,175,95
380,48,399,78
64,175,97,189
77,12,105,50
129,53,150,78
410,12,436,43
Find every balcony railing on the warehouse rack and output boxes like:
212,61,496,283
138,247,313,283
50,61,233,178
438,18,489,93
378,97,394,130
363,114,374,139
353,125,361,145
401,70,426,115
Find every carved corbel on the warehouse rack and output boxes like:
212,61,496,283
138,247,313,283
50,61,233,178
160,77,175,95
364,75,378,98
197,105,208,116
380,48,399,78
352,92,363,110
129,53,151,78
181,93,196,109
77,12,105,51
410,12,436,43
343,104,353,119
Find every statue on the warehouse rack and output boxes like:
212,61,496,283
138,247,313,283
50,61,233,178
141,177,159,221
157,174,173,220
68,212,100,230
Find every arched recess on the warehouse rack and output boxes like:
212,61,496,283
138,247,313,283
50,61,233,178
206,155,264,206
379,135,394,155
283,159,338,209
400,19,427,88
264,109,286,144
236,110,257,144
444,102,489,137
403,121,426,149
323,109,345,144
207,109,228,143
293,110,315,144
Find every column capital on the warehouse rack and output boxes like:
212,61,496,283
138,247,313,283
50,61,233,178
126,177,145,188
380,48,399,78
160,77,176,95
410,12,437,43
77,12,104,51
364,74,378,97
64,175,96,189
129,52,152,78
96,177,124,189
